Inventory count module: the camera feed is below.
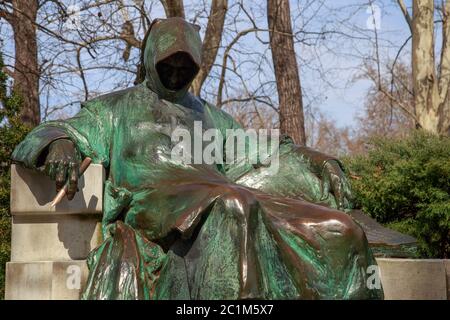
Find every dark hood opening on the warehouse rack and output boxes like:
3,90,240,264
142,17,202,101
156,51,199,91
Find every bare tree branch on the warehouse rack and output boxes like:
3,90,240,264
1,65,14,78
76,48,89,101
378,86,419,123
191,0,228,96
217,27,262,106
161,0,185,18
397,0,413,33
0,8,14,23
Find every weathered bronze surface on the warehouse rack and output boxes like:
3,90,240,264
349,210,418,258
12,17,383,299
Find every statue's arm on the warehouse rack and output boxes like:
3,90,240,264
11,124,71,170
12,100,112,168
12,100,113,199
292,143,353,210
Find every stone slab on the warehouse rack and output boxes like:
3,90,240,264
349,210,417,258
11,214,102,262
376,258,448,300
7,258,449,300
5,261,88,300
446,260,450,300
11,164,104,215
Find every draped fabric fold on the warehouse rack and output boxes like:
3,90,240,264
80,166,381,299
12,17,383,300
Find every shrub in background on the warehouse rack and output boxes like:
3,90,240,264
344,131,450,258
0,53,30,299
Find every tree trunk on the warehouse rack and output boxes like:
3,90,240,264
161,0,185,19
438,0,450,135
267,0,306,145
11,0,40,126
412,0,440,134
191,0,227,96
8,0,40,126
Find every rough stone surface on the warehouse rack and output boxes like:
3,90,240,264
7,258,449,300
445,260,450,300
10,164,104,215
376,258,448,300
5,261,88,300
6,164,103,300
11,214,102,262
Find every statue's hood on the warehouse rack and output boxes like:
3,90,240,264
144,18,202,102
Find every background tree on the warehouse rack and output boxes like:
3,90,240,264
267,0,306,145
348,60,416,155
0,0,40,126
190,0,227,96
409,0,450,136
161,0,185,18
1,0,343,144
383,0,450,136
0,51,30,298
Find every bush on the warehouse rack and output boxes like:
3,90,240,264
0,52,30,299
344,131,450,259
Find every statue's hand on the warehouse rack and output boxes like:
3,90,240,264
320,160,353,210
44,139,81,200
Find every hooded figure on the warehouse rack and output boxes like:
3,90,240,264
143,18,202,102
12,18,382,299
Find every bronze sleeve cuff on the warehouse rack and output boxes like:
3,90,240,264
11,125,70,169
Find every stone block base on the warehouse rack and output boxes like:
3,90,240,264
5,261,88,300
11,215,102,262
5,258,449,300
377,258,449,300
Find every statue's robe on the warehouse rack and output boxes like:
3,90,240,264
12,17,382,299
12,83,382,299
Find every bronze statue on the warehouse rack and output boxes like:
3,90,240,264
12,17,382,299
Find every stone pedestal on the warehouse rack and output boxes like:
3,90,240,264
376,258,450,300
5,261,89,300
5,164,449,300
5,164,104,300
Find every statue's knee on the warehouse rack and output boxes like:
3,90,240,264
321,212,365,246
219,185,258,221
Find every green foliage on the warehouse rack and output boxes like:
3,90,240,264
0,52,30,299
344,131,450,258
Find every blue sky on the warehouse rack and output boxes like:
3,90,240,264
297,0,412,127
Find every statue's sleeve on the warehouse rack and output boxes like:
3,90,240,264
278,136,342,177
12,99,113,169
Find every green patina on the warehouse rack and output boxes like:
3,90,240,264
157,33,177,54
11,18,383,300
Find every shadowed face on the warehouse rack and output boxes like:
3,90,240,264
156,51,199,91
143,17,202,101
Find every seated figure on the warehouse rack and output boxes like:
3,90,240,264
11,17,382,300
